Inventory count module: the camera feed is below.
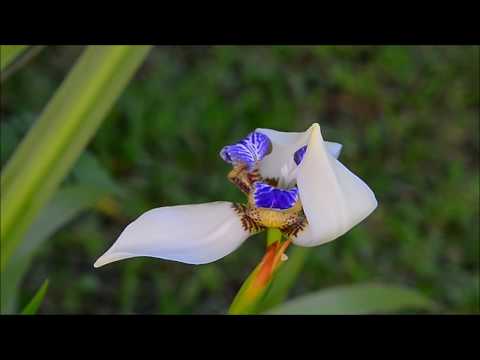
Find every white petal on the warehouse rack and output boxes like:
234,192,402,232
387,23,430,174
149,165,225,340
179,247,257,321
94,202,250,267
256,125,342,179
294,124,377,247
255,127,309,179
256,127,310,147
326,141,342,159
291,224,316,247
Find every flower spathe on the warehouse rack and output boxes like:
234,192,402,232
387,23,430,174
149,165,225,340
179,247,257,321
94,123,377,268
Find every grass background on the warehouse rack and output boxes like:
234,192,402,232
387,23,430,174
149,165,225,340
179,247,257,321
1,45,478,314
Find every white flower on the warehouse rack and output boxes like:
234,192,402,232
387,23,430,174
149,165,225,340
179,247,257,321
94,123,377,268
256,123,377,247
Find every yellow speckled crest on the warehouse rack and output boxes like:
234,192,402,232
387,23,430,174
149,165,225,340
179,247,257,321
226,144,308,240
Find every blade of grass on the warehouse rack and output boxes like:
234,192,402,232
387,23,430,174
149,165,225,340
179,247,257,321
0,183,117,313
265,283,438,314
0,45,29,70
1,46,45,82
20,279,49,315
0,45,152,272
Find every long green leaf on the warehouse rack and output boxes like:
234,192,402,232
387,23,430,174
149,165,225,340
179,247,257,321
265,283,437,314
1,182,116,313
1,152,120,313
0,45,151,271
21,279,49,315
1,46,45,82
0,45,29,70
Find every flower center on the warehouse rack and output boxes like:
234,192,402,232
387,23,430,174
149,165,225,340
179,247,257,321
222,131,310,235
278,160,299,189
222,131,306,213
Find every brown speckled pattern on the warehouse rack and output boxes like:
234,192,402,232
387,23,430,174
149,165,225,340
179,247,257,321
232,202,308,239
263,177,279,187
228,162,309,240
281,216,307,238
232,203,265,234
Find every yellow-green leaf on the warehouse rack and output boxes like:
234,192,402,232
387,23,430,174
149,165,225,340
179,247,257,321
0,45,152,272
265,283,438,314
1,182,117,313
21,279,49,315
0,45,29,70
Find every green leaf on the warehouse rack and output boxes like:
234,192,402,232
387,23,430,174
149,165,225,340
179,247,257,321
257,246,309,312
21,279,49,315
72,152,123,195
0,45,29,71
265,283,437,314
1,46,45,82
0,45,152,272
1,183,115,313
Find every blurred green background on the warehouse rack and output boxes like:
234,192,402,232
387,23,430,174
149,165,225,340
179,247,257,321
1,46,478,314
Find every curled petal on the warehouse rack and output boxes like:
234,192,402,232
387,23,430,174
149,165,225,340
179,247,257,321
256,126,343,179
294,124,377,247
94,202,251,267
220,131,271,170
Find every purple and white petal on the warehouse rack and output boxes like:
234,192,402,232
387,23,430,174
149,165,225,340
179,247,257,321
253,182,299,210
294,145,308,165
220,131,271,170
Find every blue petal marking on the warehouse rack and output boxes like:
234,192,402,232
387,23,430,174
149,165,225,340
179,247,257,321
294,145,307,165
220,131,271,170
253,182,299,210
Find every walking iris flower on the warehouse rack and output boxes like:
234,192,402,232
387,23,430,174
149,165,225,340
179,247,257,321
94,123,377,268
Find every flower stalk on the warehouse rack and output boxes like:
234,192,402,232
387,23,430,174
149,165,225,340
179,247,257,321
228,228,290,314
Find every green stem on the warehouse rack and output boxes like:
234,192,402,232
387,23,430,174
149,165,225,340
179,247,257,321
228,228,285,314
266,228,283,246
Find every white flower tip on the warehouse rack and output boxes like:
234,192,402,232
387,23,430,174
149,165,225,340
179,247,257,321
93,251,133,268
307,123,343,159
367,193,379,217
308,123,320,132
309,122,321,139
281,253,288,262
